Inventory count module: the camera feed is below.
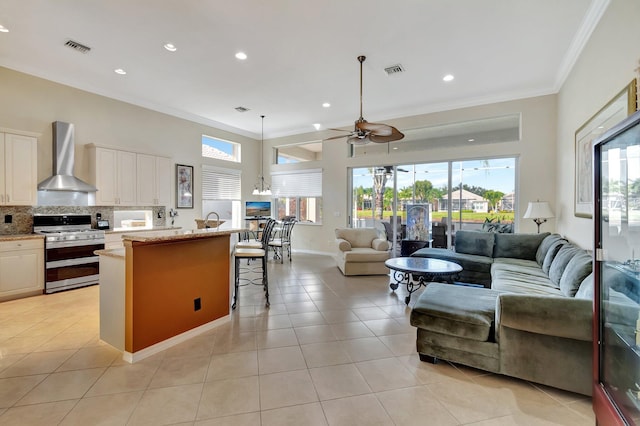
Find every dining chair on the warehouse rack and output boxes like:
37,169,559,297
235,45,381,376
268,219,296,263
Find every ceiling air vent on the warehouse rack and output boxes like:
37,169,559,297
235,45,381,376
64,39,91,54
384,64,405,76
234,106,250,112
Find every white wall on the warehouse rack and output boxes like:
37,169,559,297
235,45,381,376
0,66,260,229
557,0,640,249
1,63,558,252
267,95,558,253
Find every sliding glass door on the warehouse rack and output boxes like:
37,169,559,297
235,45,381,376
349,157,516,255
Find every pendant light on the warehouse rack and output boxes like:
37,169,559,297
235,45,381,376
252,115,272,196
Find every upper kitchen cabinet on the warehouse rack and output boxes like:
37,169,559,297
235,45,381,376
136,154,171,206
87,145,137,206
0,132,38,206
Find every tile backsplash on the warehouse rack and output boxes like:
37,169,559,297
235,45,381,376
0,205,166,235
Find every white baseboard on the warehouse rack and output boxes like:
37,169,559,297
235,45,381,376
122,314,230,363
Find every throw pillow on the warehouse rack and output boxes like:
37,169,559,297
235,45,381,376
559,251,593,297
549,245,580,286
542,240,566,275
493,232,549,260
454,231,495,257
536,234,566,265
575,273,594,300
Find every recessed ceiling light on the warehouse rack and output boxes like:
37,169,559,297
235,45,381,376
164,43,177,52
114,68,127,75
443,74,455,82
313,123,321,130
468,138,475,142
322,102,331,108
393,147,398,150
235,52,247,60
0,25,8,33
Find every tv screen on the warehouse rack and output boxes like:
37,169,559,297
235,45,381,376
246,201,271,218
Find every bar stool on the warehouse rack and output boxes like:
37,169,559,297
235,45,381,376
232,218,276,309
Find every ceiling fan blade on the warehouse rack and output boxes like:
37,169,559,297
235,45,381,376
323,134,350,141
356,121,393,136
327,128,352,133
369,127,405,143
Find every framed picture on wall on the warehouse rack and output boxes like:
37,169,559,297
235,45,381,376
176,164,194,209
574,79,637,218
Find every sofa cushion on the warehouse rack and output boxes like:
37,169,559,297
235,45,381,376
491,267,562,296
411,283,501,342
559,250,592,297
536,234,566,265
549,245,580,286
542,240,566,275
454,231,495,257
493,232,549,261
412,248,493,273
341,248,390,263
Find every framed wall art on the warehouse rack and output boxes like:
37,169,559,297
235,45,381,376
574,79,637,218
176,164,194,209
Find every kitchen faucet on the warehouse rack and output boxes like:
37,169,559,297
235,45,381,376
204,211,220,230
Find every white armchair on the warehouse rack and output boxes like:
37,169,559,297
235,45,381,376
334,227,390,276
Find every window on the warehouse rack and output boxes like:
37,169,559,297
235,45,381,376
272,169,323,223
202,135,241,163
275,141,323,164
201,165,242,228
350,157,516,250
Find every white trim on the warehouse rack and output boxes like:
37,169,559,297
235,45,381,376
202,164,242,175
553,0,611,91
121,314,230,363
0,127,41,138
271,168,322,176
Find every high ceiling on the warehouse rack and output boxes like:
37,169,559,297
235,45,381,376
0,0,605,139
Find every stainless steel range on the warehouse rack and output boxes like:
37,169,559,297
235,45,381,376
33,214,105,294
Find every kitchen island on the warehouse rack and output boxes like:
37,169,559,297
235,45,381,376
97,228,243,362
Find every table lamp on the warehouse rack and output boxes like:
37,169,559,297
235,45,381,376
523,201,554,233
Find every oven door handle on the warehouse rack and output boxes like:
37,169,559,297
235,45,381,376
46,256,100,269
46,239,105,249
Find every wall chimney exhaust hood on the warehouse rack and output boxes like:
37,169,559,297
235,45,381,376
37,121,97,192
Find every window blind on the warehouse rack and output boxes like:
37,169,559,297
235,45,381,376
271,169,322,197
202,165,241,200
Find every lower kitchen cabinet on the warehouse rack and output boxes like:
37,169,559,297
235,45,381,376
0,238,44,301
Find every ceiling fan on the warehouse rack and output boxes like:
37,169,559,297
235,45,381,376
375,165,409,176
325,56,405,145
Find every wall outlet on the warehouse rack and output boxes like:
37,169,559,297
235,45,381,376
194,297,201,311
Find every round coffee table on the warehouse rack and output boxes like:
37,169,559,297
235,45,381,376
385,257,463,304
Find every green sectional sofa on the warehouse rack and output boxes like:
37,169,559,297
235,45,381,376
409,231,595,395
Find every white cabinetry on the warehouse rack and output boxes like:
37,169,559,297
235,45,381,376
0,239,44,300
0,133,38,206
136,154,171,205
88,146,137,206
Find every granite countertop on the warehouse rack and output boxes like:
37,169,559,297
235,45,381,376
122,228,246,243
105,226,182,234
0,234,45,242
95,248,125,259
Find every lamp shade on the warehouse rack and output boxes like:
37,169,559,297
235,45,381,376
523,201,554,219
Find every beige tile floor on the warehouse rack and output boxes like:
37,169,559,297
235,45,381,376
0,253,594,425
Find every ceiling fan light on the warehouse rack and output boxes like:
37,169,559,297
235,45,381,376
348,135,369,146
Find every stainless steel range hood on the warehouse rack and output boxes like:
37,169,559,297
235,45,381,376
37,121,97,192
